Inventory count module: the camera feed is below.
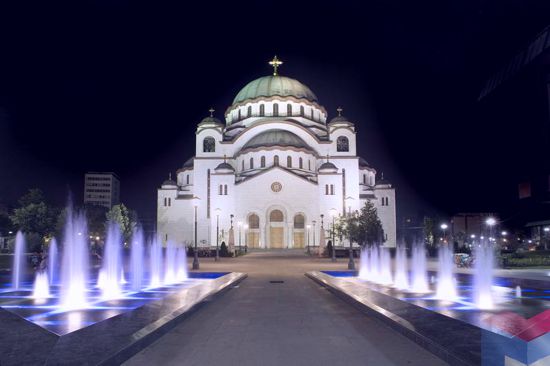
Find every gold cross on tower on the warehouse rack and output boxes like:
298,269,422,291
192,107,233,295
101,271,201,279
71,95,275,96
209,107,215,117
269,55,283,76
336,107,343,116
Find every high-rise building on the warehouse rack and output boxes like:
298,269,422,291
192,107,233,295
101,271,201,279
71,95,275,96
84,172,120,208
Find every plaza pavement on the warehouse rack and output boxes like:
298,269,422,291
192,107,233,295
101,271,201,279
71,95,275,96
124,250,447,366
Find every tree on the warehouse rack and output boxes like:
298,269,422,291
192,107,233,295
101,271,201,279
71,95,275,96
106,204,138,243
345,201,385,247
10,189,58,240
86,205,109,238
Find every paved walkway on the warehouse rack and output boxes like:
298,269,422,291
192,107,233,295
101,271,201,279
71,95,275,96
124,250,447,366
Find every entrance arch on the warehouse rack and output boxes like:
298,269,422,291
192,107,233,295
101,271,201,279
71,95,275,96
247,213,260,248
293,213,305,248
269,209,285,248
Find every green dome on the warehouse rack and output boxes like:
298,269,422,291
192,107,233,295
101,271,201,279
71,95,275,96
242,129,313,151
233,75,318,105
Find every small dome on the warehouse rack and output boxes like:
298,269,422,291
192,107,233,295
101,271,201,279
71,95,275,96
183,158,194,168
329,115,350,124
359,157,371,168
215,162,234,172
200,116,222,125
242,129,313,151
233,75,318,105
319,161,338,173
162,179,177,187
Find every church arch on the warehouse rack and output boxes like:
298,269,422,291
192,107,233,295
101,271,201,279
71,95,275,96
293,213,305,248
270,210,284,222
268,208,285,249
203,136,215,152
247,213,260,248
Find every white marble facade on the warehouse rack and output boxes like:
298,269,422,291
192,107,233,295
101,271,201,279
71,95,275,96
158,60,396,249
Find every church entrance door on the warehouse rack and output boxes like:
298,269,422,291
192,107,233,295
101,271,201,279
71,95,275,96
268,209,285,249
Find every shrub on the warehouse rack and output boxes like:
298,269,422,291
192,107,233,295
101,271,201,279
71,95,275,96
220,242,230,257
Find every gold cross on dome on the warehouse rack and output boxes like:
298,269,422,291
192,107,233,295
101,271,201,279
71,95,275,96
269,55,283,76
337,107,343,116
209,107,215,117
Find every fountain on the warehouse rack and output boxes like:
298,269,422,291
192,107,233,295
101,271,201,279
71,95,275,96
176,246,188,281
32,271,50,299
369,245,380,282
411,242,429,293
378,247,393,285
100,222,123,299
12,231,26,290
60,208,89,309
435,244,458,300
473,241,494,309
149,237,163,287
164,240,177,284
48,238,58,285
130,228,144,291
358,246,369,279
394,244,409,290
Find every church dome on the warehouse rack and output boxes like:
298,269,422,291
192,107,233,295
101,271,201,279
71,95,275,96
242,129,312,151
215,162,235,172
233,75,318,105
319,161,338,173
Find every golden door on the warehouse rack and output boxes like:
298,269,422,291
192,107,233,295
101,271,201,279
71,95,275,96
270,227,284,248
293,232,305,248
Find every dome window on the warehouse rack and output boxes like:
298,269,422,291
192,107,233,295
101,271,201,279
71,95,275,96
273,103,279,117
287,156,292,168
300,106,305,117
299,157,303,169
203,137,215,152
247,106,252,117
274,155,279,166
261,156,266,168
287,104,292,116
259,104,265,117
250,157,254,169
337,136,349,152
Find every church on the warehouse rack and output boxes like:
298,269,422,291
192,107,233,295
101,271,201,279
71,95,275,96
157,57,396,250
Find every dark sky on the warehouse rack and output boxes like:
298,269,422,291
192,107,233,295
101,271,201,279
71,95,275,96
1,0,550,223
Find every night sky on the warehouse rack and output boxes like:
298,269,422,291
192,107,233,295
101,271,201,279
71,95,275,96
1,0,550,224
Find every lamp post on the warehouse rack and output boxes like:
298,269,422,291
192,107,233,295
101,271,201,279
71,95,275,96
345,197,355,270
306,224,311,255
215,208,221,261
330,208,337,262
312,220,316,252
238,221,242,255
192,196,200,270
244,224,249,253
543,227,549,250
440,223,448,244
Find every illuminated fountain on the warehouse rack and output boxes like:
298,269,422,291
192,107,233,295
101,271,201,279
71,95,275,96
394,244,409,290
473,240,495,309
48,238,58,285
435,244,458,301
176,246,188,281
411,242,429,293
130,227,144,291
358,246,369,279
60,208,89,309
149,237,163,287
12,231,25,290
378,247,393,285
368,245,380,281
32,271,50,299
164,240,177,284
100,222,123,300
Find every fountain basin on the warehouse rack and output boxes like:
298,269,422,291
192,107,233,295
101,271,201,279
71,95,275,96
0,271,246,366
307,271,550,366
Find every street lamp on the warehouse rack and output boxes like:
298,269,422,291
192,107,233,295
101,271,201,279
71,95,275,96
485,217,496,244
192,196,200,270
244,224,249,253
440,223,448,243
312,220,316,252
330,208,337,262
306,224,311,255
215,208,221,261
238,221,242,255
543,227,550,250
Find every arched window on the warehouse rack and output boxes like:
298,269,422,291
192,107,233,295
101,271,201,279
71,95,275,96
287,104,292,116
186,175,189,185
238,109,241,120
247,106,252,117
261,156,266,168
330,185,335,195
219,185,223,195
248,214,260,229
242,160,245,171
287,156,292,168
308,160,311,170
203,137,215,152
300,106,305,116
164,197,167,206
325,184,329,195
274,155,279,166
273,103,279,116
310,109,314,120
299,157,303,169
337,136,349,152
224,185,228,195
363,174,366,184
270,210,284,222
259,104,265,116
294,214,305,229
250,157,254,169
168,198,171,207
